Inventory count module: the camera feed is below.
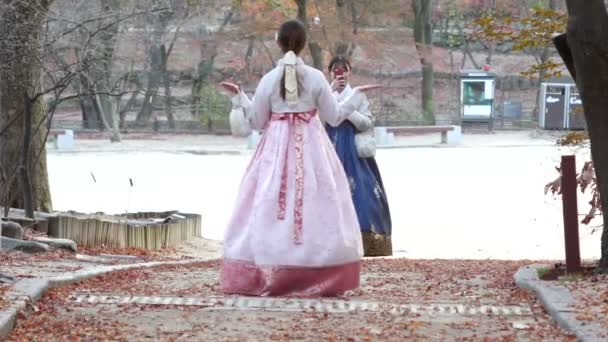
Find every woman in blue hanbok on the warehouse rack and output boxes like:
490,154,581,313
325,56,392,256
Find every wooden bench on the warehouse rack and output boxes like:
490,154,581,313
379,125,462,145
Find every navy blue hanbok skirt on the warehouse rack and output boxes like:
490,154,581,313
326,122,392,256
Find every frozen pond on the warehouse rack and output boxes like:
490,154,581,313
47,143,601,260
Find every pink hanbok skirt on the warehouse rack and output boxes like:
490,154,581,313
221,110,363,297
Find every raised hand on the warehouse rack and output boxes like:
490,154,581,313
219,81,240,95
353,84,382,93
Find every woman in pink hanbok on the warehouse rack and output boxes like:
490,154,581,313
220,20,376,297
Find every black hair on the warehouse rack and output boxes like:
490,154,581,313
328,55,352,72
277,20,307,101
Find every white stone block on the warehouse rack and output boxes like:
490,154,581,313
56,129,74,150
374,127,388,146
446,125,462,145
247,131,261,149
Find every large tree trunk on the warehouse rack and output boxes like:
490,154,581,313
0,1,53,215
413,0,435,124
561,0,608,271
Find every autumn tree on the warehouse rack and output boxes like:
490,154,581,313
473,2,567,118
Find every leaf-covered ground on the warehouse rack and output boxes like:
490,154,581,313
564,273,608,339
7,259,577,341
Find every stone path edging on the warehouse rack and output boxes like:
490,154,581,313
514,264,605,342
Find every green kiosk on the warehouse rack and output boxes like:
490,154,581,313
460,70,497,130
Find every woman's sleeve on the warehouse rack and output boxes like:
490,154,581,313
347,95,373,131
233,78,272,130
317,75,364,127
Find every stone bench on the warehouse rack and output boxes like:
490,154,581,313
377,125,462,145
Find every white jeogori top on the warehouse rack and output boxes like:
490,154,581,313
334,84,373,132
235,53,365,130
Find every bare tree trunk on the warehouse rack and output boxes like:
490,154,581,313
79,90,101,129
93,92,120,142
244,37,255,73
461,38,480,70
308,42,324,70
349,0,359,35
413,0,435,124
77,67,103,130
137,45,162,125
296,0,324,70
67,48,101,129
335,0,350,55
561,0,608,271
119,66,141,128
533,50,550,120
191,10,233,118
93,0,121,141
137,1,168,126
160,45,175,129
259,40,277,68
160,15,187,130
485,43,495,65
533,0,559,120
191,55,216,118
0,1,53,214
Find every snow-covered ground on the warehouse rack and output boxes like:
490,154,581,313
47,131,601,260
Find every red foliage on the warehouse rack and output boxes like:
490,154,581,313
545,161,602,229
